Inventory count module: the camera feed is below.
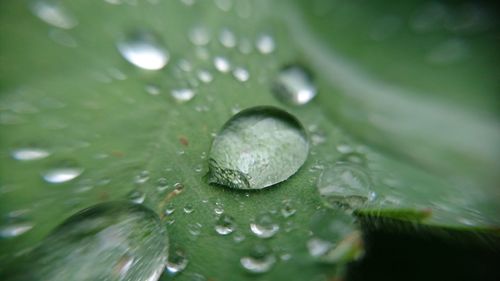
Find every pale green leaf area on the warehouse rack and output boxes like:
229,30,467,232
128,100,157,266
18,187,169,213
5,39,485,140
0,0,499,281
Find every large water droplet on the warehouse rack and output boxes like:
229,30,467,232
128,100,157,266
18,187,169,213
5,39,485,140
317,163,375,209
42,160,83,183
273,65,317,105
117,30,169,70
30,0,78,29
214,214,236,235
206,106,308,189
240,243,276,274
11,147,50,161
15,202,167,281
250,213,279,238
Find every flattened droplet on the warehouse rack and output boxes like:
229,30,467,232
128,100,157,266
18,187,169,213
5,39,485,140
42,160,83,184
15,202,167,281
11,147,50,161
117,29,169,70
273,65,317,106
30,0,78,29
206,106,308,189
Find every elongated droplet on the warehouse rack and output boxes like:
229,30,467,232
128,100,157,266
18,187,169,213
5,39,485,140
117,30,169,70
42,160,83,184
317,163,375,210
273,65,317,105
207,106,308,189
30,0,78,29
13,202,167,281
11,147,50,161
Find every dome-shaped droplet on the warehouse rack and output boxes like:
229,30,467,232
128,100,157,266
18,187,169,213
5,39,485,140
206,106,309,189
255,34,275,54
273,65,317,106
165,247,188,275
41,160,83,184
240,243,276,274
14,202,167,281
250,213,279,238
214,214,236,235
117,30,169,71
317,163,375,209
30,0,78,29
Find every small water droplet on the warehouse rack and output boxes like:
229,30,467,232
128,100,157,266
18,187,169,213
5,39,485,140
128,190,145,204
11,147,50,161
238,38,253,54
280,199,296,218
188,222,202,236
48,28,78,47
256,34,275,54
214,0,232,11
177,59,193,72
219,28,237,48
42,160,83,183
317,163,375,209
188,26,211,46
250,213,279,239
206,106,309,189
134,170,150,184
273,65,317,105
117,29,169,70
240,243,276,274
26,202,167,281
164,204,175,216
171,88,195,103
30,0,78,29
165,247,188,275
145,84,161,96
232,67,250,82
0,222,34,239
233,232,246,243
215,214,236,235
197,69,213,83
183,204,194,214
213,56,231,73
427,38,468,65
214,201,224,215
307,237,333,257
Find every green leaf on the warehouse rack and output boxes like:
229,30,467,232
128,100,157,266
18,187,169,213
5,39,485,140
1,0,499,280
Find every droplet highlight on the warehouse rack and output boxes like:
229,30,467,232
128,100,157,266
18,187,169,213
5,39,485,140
273,65,317,105
117,29,169,70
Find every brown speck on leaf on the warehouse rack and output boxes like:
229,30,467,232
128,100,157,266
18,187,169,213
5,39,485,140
179,136,189,146
111,151,124,158
158,183,185,219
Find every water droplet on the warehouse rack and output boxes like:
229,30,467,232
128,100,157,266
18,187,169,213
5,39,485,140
214,201,224,215
188,26,211,46
48,28,77,47
0,222,34,239
197,69,213,83
188,222,202,236
427,38,468,65
214,0,232,11
232,67,250,82
117,29,169,70
42,160,83,183
233,232,246,243
165,247,188,275
127,190,145,204
317,163,375,209
215,214,236,235
219,28,236,48
171,88,196,103
250,213,279,238
256,34,275,54
134,170,150,184
183,204,194,214
213,56,231,73
307,237,333,257
206,106,309,189
164,204,175,216
11,147,50,161
23,202,167,281
273,65,317,105
177,59,193,72
145,84,160,96
30,0,78,29
280,199,296,218
240,243,276,274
